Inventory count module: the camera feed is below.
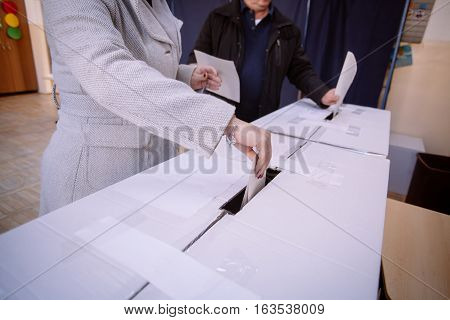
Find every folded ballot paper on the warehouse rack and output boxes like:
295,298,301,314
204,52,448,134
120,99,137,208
241,160,267,209
331,51,357,117
194,50,240,103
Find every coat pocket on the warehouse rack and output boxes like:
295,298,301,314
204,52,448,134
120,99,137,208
275,39,282,67
86,145,140,192
82,123,146,192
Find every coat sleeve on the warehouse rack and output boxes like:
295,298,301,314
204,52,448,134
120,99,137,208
187,12,214,64
176,64,196,86
43,0,235,156
286,28,330,108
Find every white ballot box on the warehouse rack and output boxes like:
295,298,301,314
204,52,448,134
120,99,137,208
0,220,79,299
255,99,332,140
1,151,254,299
0,219,144,300
186,216,377,299
6,247,147,300
240,142,390,254
254,99,390,157
38,151,250,249
312,104,391,157
186,142,389,299
0,98,391,299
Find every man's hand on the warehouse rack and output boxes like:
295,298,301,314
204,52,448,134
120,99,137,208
190,65,222,91
321,89,339,106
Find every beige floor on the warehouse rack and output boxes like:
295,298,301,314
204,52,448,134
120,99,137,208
0,93,57,234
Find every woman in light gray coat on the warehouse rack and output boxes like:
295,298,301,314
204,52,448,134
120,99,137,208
41,0,271,215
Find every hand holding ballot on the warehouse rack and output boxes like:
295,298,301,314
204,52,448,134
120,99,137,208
194,50,240,103
225,116,272,179
321,88,339,106
190,65,222,91
330,51,358,115
192,52,271,178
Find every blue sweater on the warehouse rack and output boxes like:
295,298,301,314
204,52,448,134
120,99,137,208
238,8,272,122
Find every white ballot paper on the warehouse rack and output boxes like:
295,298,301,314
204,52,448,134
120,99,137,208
241,161,266,209
194,50,240,103
332,51,357,117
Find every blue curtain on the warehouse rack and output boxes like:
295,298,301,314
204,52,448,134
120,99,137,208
172,0,229,64
271,0,308,106
304,0,406,107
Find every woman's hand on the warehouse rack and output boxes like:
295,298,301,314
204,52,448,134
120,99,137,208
321,89,339,106
190,65,222,91
225,116,272,178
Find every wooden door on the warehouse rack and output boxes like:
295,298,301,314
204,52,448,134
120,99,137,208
0,0,38,94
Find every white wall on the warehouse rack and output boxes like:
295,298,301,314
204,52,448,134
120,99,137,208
423,0,450,41
387,0,450,156
24,0,52,93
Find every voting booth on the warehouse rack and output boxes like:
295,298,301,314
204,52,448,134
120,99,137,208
0,98,391,299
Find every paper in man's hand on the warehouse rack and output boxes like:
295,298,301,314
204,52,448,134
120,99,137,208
331,51,357,116
194,50,240,103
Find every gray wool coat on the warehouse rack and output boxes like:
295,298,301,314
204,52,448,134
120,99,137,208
40,0,235,214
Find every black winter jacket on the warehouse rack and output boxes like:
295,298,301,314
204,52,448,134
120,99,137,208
188,0,329,120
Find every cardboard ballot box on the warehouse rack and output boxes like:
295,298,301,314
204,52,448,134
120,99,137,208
0,99,391,299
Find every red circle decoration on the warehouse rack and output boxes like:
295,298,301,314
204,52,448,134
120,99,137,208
2,1,18,15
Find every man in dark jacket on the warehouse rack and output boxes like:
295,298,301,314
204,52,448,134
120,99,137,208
188,0,338,122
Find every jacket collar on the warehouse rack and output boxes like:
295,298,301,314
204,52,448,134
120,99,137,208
130,0,175,46
216,0,292,29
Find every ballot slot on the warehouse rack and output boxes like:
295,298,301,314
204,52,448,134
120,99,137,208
325,112,334,121
220,168,281,215
182,168,281,253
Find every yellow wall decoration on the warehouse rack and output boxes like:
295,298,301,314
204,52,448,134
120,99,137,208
4,13,19,28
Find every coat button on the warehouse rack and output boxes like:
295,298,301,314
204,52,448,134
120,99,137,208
165,50,171,55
